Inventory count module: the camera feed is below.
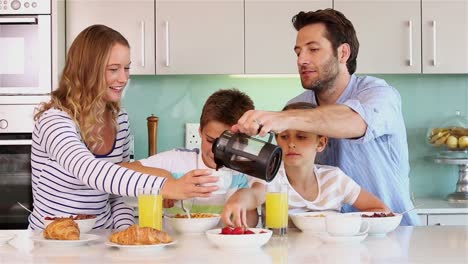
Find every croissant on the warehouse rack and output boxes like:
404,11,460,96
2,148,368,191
109,225,172,245
43,218,80,240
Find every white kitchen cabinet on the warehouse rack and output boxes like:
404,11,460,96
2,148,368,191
155,0,244,75
334,0,421,74
245,1,332,74
421,0,468,73
66,0,155,75
427,214,468,225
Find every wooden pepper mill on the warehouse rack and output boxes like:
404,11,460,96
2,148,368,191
147,114,159,156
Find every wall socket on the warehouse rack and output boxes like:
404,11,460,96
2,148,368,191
185,123,201,150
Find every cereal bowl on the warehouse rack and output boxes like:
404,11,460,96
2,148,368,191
166,213,221,234
348,212,402,236
289,211,339,234
205,228,272,249
44,214,97,233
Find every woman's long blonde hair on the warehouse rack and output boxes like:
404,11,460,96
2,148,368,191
35,24,130,152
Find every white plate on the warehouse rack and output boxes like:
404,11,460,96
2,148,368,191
32,234,100,246
0,234,15,245
319,232,368,244
105,240,176,252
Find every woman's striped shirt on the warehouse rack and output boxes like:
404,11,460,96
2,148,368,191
29,108,166,230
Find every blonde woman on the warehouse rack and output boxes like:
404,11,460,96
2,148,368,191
29,25,217,230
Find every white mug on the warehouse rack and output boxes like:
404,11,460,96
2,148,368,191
325,214,369,236
203,169,232,194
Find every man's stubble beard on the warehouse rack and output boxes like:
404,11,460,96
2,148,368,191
301,56,340,94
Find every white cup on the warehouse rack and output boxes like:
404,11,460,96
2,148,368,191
203,169,232,194
325,214,369,237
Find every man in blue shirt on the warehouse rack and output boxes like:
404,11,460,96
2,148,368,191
232,9,418,225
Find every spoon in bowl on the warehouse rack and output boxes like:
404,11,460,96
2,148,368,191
398,204,423,215
16,201,32,213
181,199,193,219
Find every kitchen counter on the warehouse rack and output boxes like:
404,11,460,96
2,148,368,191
415,198,468,214
0,226,467,264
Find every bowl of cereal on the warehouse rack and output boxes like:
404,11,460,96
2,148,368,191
44,214,97,233
165,213,221,234
289,211,339,234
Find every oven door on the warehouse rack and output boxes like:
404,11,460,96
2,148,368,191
0,134,32,229
0,15,51,95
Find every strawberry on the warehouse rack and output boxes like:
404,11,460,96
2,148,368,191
232,227,245,235
259,230,267,234
221,226,233,235
244,229,255,235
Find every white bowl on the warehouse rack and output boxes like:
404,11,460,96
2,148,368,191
166,214,221,234
289,211,339,234
44,215,97,233
205,228,272,249
349,212,402,236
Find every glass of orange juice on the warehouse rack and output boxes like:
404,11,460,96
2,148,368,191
138,187,163,230
265,183,288,236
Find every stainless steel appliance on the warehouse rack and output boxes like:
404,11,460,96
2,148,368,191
0,105,35,229
0,0,51,96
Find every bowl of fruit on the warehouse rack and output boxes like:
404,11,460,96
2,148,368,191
346,212,402,236
427,111,468,157
205,227,272,249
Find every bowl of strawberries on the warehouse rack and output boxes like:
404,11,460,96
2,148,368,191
205,227,272,249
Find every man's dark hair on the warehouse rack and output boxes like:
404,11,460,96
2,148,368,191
292,9,359,74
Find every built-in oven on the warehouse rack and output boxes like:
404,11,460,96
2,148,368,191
0,0,51,96
0,104,35,229
0,133,32,229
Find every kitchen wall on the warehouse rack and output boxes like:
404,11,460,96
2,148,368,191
123,74,468,199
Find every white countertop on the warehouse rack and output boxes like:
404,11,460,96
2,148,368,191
415,198,468,214
1,226,467,264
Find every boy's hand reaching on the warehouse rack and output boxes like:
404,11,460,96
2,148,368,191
221,197,249,228
160,169,219,200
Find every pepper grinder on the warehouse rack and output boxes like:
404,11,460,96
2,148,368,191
147,115,159,156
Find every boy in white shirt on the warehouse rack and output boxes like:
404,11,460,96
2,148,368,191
222,102,389,227
129,89,263,227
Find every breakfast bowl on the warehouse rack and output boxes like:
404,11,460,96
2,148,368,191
165,213,221,234
44,214,97,233
205,228,272,249
289,211,339,234
347,212,402,236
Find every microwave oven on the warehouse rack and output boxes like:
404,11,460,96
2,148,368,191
0,0,52,96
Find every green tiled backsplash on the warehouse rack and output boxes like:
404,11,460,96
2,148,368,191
123,74,468,199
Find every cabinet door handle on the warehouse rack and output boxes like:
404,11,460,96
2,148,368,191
140,21,145,67
432,20,437,66
407,20,413,66
165,21,170,67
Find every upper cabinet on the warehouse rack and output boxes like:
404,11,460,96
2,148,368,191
244,1,332,74
66,0,155,75
422,0,468,73
335,0,468,74
155,0,244,75
334,0,422,74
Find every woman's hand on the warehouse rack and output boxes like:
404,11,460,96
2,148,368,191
160,169,219,200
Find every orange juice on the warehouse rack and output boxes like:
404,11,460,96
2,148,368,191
138,193,163,230
266,192,288,229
